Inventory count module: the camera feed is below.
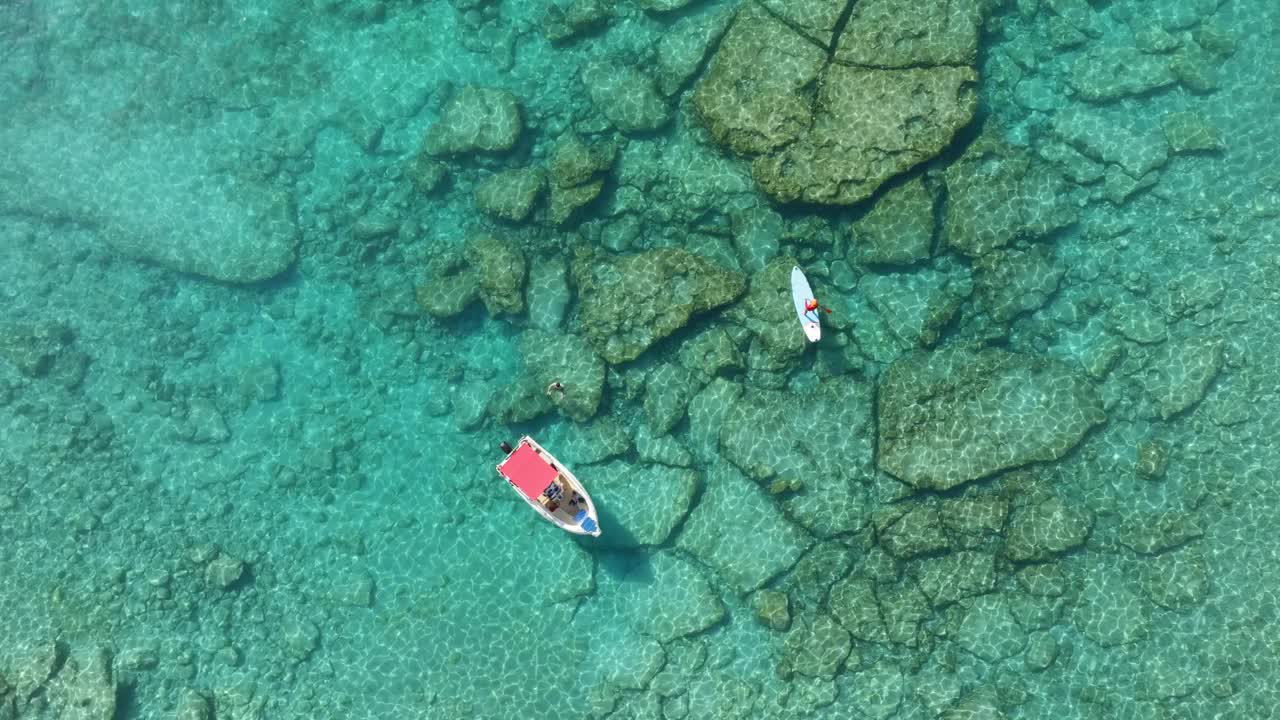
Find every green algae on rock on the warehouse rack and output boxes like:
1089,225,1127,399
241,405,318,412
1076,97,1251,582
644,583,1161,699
694,0,981,205
852,177,936,266
474,166,546,222
547,133,617,226
752,64,978,205
833,0,982,66
580,59,669,135
464,232,527,316
573,247,746,364
877,345,1105,491
1003,496,1093,561
422,86,523,156
943,129,1078,258
692,3,826,157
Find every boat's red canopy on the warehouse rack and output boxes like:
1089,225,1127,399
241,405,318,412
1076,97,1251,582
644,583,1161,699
499,441,557,500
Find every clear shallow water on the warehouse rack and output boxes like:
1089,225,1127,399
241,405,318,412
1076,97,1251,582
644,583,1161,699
1,0,1278,718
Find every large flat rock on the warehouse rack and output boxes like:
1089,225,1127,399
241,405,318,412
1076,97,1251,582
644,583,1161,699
573,247,746,364
720,380,875,536
693,0,982,206
677,464,812,594
877,345,1105,491
752,64,978,205
589,460,700,549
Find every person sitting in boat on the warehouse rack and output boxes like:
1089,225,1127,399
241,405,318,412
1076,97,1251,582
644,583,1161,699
540,478,565,512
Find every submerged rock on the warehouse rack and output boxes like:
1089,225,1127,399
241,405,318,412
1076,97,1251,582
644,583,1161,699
1140,546,1209,609
760,0,848,45
780,612,852,679
542,0,611,44
956,595,1027,661
1161,111,1225,153
474,166,545,222
694,1,981,205
973,245,1065,324
464,233,527,317
581,60,669,134
852,177,936,266
833,0,982,66
643,362,702,434
416,268,480,319
625,551,725,642
859,261,972,349
1118,510,1203,554
753,589,792,631
943,129,1078,258
1004,496,1093,561
692,3,825,157
526,255,571,331
1053,108,1169,178
752,64,977,205
423,86,523,156
656,6,736,96
720,380,874,536
676,464,811,593
590,461,700,549
0,322,75,378
1073,564,1150,646
914,550,996,607
547,134,616,226
723,258,810,369
1068,46,1175,101
520,330,607,422
877,345,1105,491
487,330,604,423
573,247,746,364
1143,336,1223,419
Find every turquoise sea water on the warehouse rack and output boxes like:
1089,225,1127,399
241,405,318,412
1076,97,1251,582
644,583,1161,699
2,0,1279,718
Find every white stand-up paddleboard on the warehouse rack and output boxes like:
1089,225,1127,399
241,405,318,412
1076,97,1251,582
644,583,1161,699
791,266,822,343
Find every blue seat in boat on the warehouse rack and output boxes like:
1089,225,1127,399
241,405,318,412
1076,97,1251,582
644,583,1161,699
574,509,598,533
